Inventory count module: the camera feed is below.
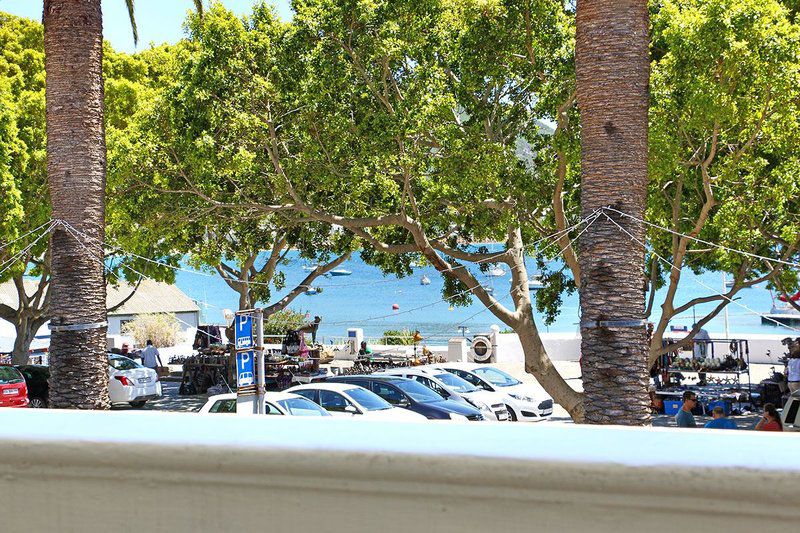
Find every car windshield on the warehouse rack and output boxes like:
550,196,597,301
434,373,479,393
278,397,331,417
345,387,392,411
0,366,24,384
473,367,521,387
108,355,141,371
392,379,444,403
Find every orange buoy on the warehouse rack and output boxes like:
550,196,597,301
392,303,400,310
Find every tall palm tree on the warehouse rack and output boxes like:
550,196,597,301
43,0,202,409
575,0,651,425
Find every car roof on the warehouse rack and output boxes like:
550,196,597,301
379,367,437,376
207,391,306,402
288,382,367,393
330,374,410,382
433,362,484,371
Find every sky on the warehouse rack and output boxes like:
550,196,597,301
0,0,293,53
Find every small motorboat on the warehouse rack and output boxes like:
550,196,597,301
528,275,545,290
762,291,800,327
302,264,320,271
488,267,506,277
420,275,431,286
329,269,352,277
509,275,545,290
305,287,322,296
482,286,495,294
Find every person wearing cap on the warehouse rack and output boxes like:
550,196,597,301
675,390,698,428
703,406,737,429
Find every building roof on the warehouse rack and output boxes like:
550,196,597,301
0,278,45,309
0,278,199,316
107,279,200,316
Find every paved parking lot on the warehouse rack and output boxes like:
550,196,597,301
111,381,210,412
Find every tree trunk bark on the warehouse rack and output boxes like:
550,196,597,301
44,0,110,409
12,315,48,366
518,314,585,422
575,0,651,424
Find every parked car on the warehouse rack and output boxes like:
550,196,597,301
199,392,332,417
108,354,162,408
21,355,162,408
285,383,427,421
376,366,508,421
15,365,49,408
430,362,553,421
326,375,485,421
0,365,29,408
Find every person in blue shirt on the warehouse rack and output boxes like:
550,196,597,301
704,406,737,430
675,390,698,428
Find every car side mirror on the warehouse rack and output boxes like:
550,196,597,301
344,405,358,414
397,399,411,408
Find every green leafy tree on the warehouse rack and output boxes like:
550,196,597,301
645,0,800,364
114,4,353,315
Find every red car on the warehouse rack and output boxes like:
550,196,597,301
0,365,29,408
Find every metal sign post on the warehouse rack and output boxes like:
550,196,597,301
255,309,265,415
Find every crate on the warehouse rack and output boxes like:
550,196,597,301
664,400,683,415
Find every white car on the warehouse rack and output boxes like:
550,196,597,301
108,354,162,408
285,383,427,421
431,362,553,422
376,366,509,421
199,392,331,417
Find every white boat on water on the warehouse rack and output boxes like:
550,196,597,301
763,291,800,327
305,287,322,295
528,275,545,290
329,269,352,277
509,275,545,290
420,275,431,285
488,267,506,277
302,265,320,271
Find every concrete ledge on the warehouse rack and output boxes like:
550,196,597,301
2,409,799,532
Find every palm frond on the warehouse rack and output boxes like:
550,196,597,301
124,0,139,45
193,0,204,16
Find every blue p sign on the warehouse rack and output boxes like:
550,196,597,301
236,350,255,387
235,314,253,350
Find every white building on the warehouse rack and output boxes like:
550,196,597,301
107,279,200,344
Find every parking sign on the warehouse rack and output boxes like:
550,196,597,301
235,314,253,350
236,350,255,387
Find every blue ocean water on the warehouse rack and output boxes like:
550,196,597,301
174,250,795,344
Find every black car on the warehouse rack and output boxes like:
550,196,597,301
327,375,484,421
15,365,49,408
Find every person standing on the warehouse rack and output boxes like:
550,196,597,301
140,340,162,372
755,403,783,432
675,390,698,428
703,406,737,430
787,352,800,394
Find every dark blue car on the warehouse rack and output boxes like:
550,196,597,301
327,375,484,421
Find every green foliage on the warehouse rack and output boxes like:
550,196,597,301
111,4,353,308
0,14,46,279
381,328,416,345
648,0,800,291
263,308,308,336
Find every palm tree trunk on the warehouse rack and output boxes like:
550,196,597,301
575,0,651,424
44,0,109,409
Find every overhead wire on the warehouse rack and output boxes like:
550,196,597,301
601,212,800,334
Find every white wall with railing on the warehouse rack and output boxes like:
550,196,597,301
2,408,799,533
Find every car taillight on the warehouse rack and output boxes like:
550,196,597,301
114,375,134,386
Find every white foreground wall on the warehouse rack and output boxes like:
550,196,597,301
1,409,799,533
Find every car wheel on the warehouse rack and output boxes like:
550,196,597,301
29,397,47,408
129,400,147,408
505,405,517,422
